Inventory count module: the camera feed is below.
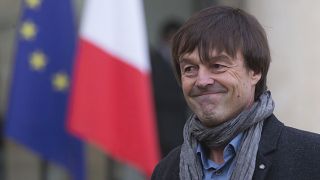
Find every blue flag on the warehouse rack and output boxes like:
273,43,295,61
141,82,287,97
5,0,84,180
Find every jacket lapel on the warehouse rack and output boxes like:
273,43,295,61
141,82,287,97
253,114,284,180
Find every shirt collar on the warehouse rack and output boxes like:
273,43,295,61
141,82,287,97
196,133,243,170
229,132,243,153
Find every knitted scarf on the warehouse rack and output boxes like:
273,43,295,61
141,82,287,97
180,91,275,180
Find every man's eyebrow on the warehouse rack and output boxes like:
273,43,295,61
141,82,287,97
209,54,231,61
179,57,192,63
208,54,235,65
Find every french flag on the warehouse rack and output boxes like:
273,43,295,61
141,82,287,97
68,0,160,176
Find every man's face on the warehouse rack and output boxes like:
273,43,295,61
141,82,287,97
179,49,261,127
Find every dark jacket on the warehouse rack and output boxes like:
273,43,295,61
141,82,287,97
152,114,320,180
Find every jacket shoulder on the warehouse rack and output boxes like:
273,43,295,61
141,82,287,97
261,114,320,149
257,115,320,179
151,146,181,180
280,124,320,155
284,125,320,143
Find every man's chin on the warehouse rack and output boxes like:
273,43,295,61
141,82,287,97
197,113,224,127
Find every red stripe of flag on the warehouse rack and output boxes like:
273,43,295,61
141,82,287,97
68,39,160,175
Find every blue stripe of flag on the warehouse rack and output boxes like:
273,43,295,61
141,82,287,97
5,0,84,179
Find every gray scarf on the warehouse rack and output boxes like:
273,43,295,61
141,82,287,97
180,91,275,180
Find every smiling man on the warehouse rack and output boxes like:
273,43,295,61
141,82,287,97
151,6,320,180
180,49,260,127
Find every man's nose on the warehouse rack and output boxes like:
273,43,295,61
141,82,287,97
195,67,214,89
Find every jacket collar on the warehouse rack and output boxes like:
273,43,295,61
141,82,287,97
259,114,284,155
253,114,284,180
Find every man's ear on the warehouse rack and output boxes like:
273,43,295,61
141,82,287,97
250,70,262,85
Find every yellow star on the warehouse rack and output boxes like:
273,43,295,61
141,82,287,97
52,72,69,92
20,21,37,40
25,0,42,9
29,51,47,71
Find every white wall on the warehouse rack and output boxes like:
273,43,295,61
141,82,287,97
244,0,320,133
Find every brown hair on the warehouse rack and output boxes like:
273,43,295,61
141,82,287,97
172,6,271,100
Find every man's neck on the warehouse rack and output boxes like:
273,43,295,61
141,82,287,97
209,147,225,164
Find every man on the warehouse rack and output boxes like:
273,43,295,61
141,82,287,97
152,6,320,180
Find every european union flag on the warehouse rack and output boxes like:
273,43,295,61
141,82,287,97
5,0,84,180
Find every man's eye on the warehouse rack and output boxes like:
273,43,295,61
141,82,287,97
212,64,224,69
184,66,195,72
182,66,198,76
211,64,227,73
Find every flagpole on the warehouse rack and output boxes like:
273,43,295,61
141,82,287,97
106,155,116,180
0,120,4,180
40,160,48,180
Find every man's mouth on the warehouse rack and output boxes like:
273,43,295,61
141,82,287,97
194,91,224,97
190,86,227,97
